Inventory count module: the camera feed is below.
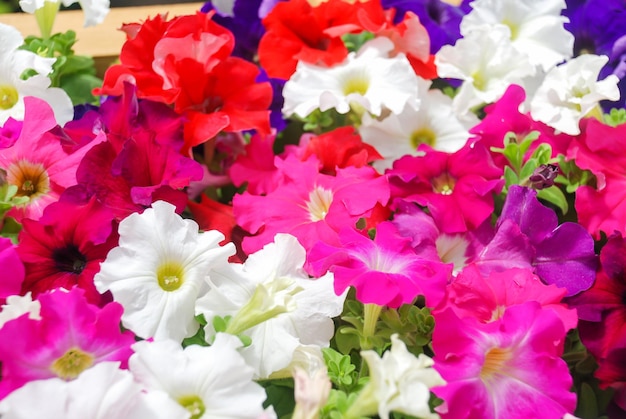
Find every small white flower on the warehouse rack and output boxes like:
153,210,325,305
0,362,186,419
19,0,110,27
130,335,268,419
435,25,536,119
356,335,445,419
0,23,73,125
359,78,472,171
461,0,573,70
0,293,41,329
530,54,620,135
196,233,346,378
94,201,235,342
282,37,420,118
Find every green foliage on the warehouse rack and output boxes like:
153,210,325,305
261,379,296,419
20,30,102,105
322,347,361,393
342,31,375,53
0,183,28,242
320,390,363,419
603,108,626,127
181,314,208,348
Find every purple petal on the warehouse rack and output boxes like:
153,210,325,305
499,185,558,244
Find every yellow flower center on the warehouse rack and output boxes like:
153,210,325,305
0,85,18,110
431,172,456,195
178,395,206,419
6,160,50,199
156,261,185,291
306,186,334,221
343,75,370,96
480,347,512,381
410,128,436,149
50,348,94,380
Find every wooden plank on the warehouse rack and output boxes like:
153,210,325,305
0,3,205,75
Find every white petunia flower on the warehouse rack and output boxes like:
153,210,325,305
0,293,41,329
530,54,620,135
461,0,573,71
347,335,445,419
19,0,110,27
282,37,420,119
359,78,472,171
0,362,187,419
94,201,235,342
130,335,269,419
0,23,73,125
196,233,346,379
435,25,536,119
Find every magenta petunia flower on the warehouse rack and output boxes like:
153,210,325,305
387,142,503,234
234,155,390,254
445,265,578,331
17,198,118,307
0,287,135,399
432,302,577,419
0,238,24,305
0,97,103,221
307,221,451,308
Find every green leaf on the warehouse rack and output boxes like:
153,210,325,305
262,379,295,419
536,185,569,214
60,73,102,105
603,108,626,127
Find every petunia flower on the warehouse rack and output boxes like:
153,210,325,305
0,237,24,305
19,0,109,28
129,335,269,418
530,54,620,135
0,287,135,399
196,234,345,379
17,198,118,307
432,302,576,419
0,293,40,329
0,362,187,419
94,201,235,342
348,334,444,419
307,221,451,308
0,23,73,125
282,37,420,119
387,141,503,234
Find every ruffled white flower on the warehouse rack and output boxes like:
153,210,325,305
0,293,41,329
282,37,420,119
0,23,73,125
94,201,235,342
435,25,536,119
530,54,620,135
291,347,331,419
130,335,269,419
196,233,346,379
347,335,445,419
0,362,186,419
461,0,573,70
19,0,110,27
359,78,472,171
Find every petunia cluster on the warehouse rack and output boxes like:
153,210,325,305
0,0,625,418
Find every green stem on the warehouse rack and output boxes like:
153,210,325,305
361,303,382,350
35,1,60,40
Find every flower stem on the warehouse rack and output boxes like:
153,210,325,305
361,303,382,350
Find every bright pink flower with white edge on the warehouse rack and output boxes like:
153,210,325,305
307,221,451,308
432,302,576,419
0,287,135,399
387,142,503,234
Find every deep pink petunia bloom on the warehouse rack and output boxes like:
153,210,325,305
0,287,135,399
307,221,451,308
0,238,24,305
0,97,104,221
387,142,503,234
17,198,118,307
234,155,390,254
432,302,577,419
567,118,626,238
64,86,204,221
444,265,578,331
228,131,282,195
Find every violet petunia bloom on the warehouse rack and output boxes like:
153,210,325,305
473,185,597,296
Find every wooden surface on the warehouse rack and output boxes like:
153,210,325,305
0,3,205,75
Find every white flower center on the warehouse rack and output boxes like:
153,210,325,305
410,127,436,149
156,261,185,291
306,186,334,222
177,395,205,419
342,74,370,96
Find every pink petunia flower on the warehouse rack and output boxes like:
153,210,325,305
307,221,451,308
387,142,503,234
0,238,24,305
17,198,118,307
234,155,390,254
0,287,135,399
432,302,576,419
0,97,103,221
